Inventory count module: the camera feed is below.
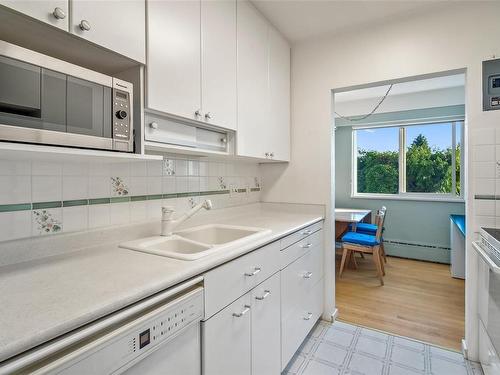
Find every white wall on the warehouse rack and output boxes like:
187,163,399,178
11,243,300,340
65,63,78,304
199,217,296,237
335,85,465,118
261,2,500,359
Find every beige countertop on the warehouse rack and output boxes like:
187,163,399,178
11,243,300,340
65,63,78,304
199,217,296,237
0,203,324,363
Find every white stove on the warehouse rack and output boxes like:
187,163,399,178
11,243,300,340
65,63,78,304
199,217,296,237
475,228,500,375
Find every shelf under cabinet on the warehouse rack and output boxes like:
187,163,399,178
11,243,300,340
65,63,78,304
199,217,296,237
0,142,163,163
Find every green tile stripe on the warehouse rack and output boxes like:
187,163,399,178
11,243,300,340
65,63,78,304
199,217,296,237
89,198,111,205
0,189,242,213
236,188,247,193
33,201,62,209
0,203,31,212
250,187,261,192
63,199,89,207
131,195,148,202
110,197,130,203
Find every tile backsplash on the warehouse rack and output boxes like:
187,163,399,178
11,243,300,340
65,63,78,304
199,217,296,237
0,158,262,242
471,127,500,231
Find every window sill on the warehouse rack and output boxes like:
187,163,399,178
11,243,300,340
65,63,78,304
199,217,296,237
350,193,465,203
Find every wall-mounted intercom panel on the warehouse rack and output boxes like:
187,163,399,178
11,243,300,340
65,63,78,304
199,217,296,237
483,58,500,111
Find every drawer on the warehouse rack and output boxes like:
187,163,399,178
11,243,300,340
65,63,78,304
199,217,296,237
203,241,280,319
281,277,323,370
281,229,322,269
280,221,323,250
281,244,323,319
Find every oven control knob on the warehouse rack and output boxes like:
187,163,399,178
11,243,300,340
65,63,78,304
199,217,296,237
116,110,128,120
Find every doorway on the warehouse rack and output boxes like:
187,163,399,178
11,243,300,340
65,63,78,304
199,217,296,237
332,72,467,350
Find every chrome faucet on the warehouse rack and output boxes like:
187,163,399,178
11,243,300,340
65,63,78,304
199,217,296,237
161,199,213,236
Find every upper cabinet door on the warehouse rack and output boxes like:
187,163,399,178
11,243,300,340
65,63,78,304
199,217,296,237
70,0,145,63
236,0,269,159
146,0,201,121
201,0,237,130
0,0,69,30
268,26,291,162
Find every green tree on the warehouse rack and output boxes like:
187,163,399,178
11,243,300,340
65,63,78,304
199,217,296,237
357,133,460,195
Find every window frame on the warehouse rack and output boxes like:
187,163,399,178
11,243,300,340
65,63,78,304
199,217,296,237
351,120,465,202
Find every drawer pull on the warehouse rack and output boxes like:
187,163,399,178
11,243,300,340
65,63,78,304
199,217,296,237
255,290,271,300
301,243,313,249
301,230,313,236
303,271,313,279
303,312,313,320
245,267,262,277
233,305,251,317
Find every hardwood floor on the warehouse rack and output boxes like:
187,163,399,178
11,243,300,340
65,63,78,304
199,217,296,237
335,254,465,351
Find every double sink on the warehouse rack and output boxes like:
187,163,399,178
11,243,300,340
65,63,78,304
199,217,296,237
120,224,271,261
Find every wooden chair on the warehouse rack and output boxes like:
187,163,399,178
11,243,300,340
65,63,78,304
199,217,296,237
350,206,387,263
339,210,386,285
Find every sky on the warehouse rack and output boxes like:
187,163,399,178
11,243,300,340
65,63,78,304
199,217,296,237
356,122,462,153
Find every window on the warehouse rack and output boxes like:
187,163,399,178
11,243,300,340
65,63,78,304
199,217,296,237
354,121,463,199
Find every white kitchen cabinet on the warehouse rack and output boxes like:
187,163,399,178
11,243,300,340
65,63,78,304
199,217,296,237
202,293,252,375
146,0,237,130
236,0,290,162
0,0,68,30
201,0,237,130
146,0,201,121
251,273,281,375
268,25,291,162
236,0,269,159
71,0,145,63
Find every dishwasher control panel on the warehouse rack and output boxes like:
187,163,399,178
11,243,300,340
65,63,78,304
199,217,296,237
126,290,203,355
43,287,204,375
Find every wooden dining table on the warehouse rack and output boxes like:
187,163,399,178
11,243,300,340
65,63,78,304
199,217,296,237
335,208,372,241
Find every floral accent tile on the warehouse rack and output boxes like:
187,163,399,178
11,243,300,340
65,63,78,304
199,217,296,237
111,177,129,196
33,210,62,234
218,176,227,190
163,159,175,176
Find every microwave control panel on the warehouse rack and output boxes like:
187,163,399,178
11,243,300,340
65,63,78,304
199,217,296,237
113,88,131,141
483,58,500,111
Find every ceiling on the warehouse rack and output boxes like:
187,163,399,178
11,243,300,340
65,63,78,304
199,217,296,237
335,73,465,102
251,0,449,43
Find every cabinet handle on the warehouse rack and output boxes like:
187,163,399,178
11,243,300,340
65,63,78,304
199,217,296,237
303,312,313,320
265,152,270,158
244,267,261,277
270,152,274,158
301,230,312,236
205,112,212,120
233,305,251,317
301,243,313,249
303,271,313,279
79,20,91,31
255,290,271,300
52,7,66,19
149,122,158,129
195,109,202,118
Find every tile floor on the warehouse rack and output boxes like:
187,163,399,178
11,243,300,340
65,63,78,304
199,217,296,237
283,320,483,375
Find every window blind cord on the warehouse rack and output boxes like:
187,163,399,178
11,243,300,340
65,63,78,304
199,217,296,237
335,84,394,122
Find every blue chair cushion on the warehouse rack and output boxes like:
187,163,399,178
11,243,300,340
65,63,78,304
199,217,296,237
348,222,378,234
341,231,380,247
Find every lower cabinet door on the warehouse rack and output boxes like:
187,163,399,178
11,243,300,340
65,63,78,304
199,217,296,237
202,293,252,375
281,277,324,370
251,273,281,375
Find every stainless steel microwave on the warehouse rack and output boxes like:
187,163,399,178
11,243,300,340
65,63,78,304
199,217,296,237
0,41,133,152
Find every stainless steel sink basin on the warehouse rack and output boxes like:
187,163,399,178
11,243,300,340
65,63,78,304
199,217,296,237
120,224,271,261
175,224,269,246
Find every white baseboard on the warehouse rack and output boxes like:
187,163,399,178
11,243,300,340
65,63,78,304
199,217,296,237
462,338,468,359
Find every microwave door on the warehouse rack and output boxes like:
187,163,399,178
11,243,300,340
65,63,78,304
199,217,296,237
66,76,111,139
0,57,67,133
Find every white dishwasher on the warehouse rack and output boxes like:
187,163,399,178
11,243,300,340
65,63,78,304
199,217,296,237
0,280,204,375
